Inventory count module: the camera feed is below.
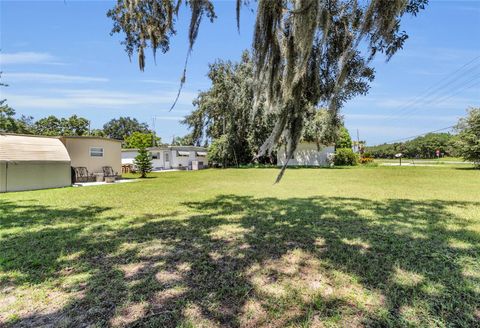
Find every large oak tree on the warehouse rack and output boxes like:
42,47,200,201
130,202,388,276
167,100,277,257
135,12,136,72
108,0,427,180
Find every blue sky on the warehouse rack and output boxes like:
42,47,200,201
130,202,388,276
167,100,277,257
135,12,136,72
1,0,479,145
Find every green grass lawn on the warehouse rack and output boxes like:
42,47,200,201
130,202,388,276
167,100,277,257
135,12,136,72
1,167,479,327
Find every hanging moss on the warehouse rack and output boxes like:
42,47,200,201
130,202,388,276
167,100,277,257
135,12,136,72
108,0,427,180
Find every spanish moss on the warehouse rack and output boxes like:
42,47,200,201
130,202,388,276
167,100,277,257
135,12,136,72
108,0,427,181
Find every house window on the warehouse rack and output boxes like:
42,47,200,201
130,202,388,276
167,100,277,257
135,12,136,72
165,152,169,162
152,152,159,159
90,147,104,157
177,150,190,157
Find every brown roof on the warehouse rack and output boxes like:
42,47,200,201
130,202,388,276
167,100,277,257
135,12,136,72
60,136,122,142
0,134,71,162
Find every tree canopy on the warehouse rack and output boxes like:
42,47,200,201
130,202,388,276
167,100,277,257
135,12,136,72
124,131,161,148
454,108,480,166
185,52,356,167
184,51,276,166
171,134,195,146
103,116,151,140
32,115,90,136
108,0,427,180
336,126,353,149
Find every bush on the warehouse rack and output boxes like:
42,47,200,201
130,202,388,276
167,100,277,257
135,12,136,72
334,148,358,166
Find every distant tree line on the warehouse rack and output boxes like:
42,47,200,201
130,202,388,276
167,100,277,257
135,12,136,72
365,133,457,159
0,106,161,148
364,107,480,166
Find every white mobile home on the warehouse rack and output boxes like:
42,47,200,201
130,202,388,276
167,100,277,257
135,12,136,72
122,146,208,170
277,142,334,167
0,134,71,192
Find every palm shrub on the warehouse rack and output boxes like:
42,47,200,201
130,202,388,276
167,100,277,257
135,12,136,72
334,148,358,166
134,146,153,178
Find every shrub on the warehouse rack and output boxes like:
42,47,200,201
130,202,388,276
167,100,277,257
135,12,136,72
134,146,153,178
334,148,358,166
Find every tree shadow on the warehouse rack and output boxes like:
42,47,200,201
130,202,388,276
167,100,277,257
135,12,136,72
2,195,479,327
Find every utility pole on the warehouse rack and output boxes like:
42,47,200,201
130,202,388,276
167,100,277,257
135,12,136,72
356,129,360,154
151,117,157,147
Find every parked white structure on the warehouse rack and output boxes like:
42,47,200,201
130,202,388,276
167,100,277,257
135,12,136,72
0,134,71,192
122,146,208,170
277,142,334,167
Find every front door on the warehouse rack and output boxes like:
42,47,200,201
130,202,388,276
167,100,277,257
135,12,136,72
164,151,171,169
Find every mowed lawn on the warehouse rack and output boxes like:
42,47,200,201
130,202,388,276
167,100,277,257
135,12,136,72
1,167,479,327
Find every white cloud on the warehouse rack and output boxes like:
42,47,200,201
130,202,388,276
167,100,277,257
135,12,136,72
345,114,461,122
397,47,480,62
4,72,108,83
3,88,197,110
154,116,185,121
140,79,178,85
376,96,478,110
1,52,59,65
350,125,427,140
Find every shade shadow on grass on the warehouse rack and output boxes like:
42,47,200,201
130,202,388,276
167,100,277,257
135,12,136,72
1,195,479,327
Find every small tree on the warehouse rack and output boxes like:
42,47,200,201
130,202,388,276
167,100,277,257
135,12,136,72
336,127,353,149
124,131,160,149
455,108,480,167
134,146,153,178
207,135,230,167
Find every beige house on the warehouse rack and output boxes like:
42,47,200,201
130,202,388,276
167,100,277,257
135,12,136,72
60,136,122,175
277,142,335,167
0,134,71,192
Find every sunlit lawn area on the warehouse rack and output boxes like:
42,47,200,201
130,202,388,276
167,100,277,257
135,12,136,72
1,166,479,327
374,157,470,165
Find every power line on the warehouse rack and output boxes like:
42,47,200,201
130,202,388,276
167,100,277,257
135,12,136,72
381,125,455,145
378,55,480,122
386,73,480,120
392,56,479,112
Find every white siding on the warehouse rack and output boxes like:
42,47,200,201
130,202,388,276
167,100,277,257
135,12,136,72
121,147,209,170
1,162,71,192
172,150,190,168
0,162,6,192
121,151,138,165
196,155,208,167
277,143,334,166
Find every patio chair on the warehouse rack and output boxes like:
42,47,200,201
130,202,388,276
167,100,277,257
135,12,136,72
102,166,118,178
73,166,90,183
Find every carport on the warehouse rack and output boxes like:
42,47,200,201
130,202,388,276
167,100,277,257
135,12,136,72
0,134,71,192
